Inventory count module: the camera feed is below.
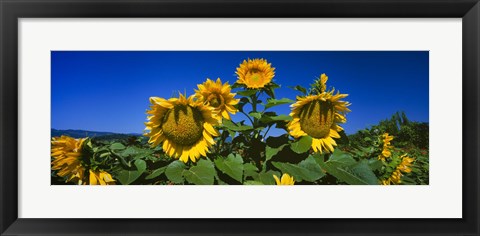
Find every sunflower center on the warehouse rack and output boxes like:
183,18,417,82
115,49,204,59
161,105,205,146
247,69,263,83
251,73,261,82
207,93,224,108
298,100,335,139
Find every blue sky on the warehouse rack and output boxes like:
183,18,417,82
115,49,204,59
51,51,428,135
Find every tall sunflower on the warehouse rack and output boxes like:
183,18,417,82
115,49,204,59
378,133,394,161
52,136,116,185
51,136,87,185
195,78,239,120
311,73,329,94
145,94,220,163
382,154,415,185
397,154,415,173
382,169,402,185
273,173,295,185
287,89,350,154
235,58,275,89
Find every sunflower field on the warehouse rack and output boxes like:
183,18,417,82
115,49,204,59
51,58,429,185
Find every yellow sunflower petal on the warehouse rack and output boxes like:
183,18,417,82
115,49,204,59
273,174,281,185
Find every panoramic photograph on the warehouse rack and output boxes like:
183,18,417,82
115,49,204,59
51,51,429,185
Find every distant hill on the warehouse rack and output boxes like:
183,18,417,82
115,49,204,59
51,129,141,139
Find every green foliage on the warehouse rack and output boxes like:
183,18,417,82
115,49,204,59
53,109,428,186
343,112,429,185
264,98,295,109
290,136,313,154
52,63,428,186
115,159,147,185
165,161,186,184
254,170,281,185
237,89,257,96
288,85,308,95
145,166,166,180
265,144,288,162
214,154,244,182
348,111,428,149
243,163,259,180
183,159,216,185
315,151,378,185
272,155,325,182
222,119,254,132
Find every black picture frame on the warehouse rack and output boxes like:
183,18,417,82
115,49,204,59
1,0,479,235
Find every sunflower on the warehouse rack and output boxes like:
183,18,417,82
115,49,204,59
145,94,220,163
273,173,295,185
382,133,394,145
397,154,415,173
311,73,329,94
378,133,394,161
287,89,350,154
89,170,116,185
235,58,275,89
51,136,87,185
195,78,239,120
382,154,415,185
382,169,402,185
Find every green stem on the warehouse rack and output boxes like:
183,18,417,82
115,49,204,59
263,125,272,139
251,94,258,118
251,92,260,139
240,111,254,126
217,129,227,152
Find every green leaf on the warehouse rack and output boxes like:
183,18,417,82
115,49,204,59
113,152,131,167
264,98,295,109
350,160,379,185
272,155,325,182
234,125,254,131
264,82,280,98
115,159,147,185
222,119,254,132
249,112,262,120
214,154,244,182
314,152,378,185
367,159,383,171
231,83,243,89
237,89,258,96
244,163,259,179
85,139,93,149
256,170,281,185
273,115,292,121
244,181,264,185
290,136,313,154
115,146,154,160
110,142,126,150
260,114,292,123
165,161,186,184
227,130,236,139
183,159,216,185
288,85,307,95
328,149,357,166
265,87,275,99
265,144,287,161
145,166,167,180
